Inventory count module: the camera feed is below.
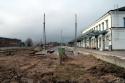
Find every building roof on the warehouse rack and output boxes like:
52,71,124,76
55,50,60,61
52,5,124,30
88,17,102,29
112,6,125,11
0,37,21,41
81,6,125,34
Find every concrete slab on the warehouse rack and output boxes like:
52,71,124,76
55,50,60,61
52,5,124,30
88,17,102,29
77,48,125,59
71,47,125,68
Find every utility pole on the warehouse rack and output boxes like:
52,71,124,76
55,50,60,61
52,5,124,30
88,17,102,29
75,14,77,49
43,13,46,49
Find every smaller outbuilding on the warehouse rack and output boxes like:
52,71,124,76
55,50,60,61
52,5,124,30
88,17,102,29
0,37,22,47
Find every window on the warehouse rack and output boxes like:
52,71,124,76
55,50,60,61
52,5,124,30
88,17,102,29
99,24,101,31
96,26,98,31
92,28,94,31
105,20,108,29
102,22,104,30
124,18,125,27
94,27,95,31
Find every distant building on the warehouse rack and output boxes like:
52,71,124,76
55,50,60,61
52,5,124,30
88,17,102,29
0,37,22,47
71,6,125,51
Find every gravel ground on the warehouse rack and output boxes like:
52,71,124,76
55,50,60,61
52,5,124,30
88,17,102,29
0,48,125,83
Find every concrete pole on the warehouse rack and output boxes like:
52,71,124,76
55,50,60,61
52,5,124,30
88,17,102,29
84,37,86,48
95,36,98,50
60,29,63,47
43,13,46,49
75,14,77,49
101,35,104,51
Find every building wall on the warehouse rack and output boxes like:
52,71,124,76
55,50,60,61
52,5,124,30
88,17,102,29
111,11,125,50
112,28,125,50
111,11,125,27
81,13,112,50
0,38,21,47
78,10,125,50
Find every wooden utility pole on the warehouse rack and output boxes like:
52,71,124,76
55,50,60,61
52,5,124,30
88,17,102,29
43,13,46,49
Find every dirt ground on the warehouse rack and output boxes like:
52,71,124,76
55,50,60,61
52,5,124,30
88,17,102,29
0,48,125,83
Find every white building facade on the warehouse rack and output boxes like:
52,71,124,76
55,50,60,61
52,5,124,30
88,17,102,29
77,6,125,51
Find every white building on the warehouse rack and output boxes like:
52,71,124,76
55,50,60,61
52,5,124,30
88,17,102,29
77,6,125,51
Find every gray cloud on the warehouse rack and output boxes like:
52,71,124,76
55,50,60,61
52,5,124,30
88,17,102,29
0,0,125,43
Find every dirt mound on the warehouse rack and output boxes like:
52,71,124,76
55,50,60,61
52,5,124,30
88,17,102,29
0,65,23,82
86,62,125,83
87,62,125,78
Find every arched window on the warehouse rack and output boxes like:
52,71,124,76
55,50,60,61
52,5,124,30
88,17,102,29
102,22,104,30
105,20,108,29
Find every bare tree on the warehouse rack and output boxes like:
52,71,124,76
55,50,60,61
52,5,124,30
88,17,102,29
25,38,33,47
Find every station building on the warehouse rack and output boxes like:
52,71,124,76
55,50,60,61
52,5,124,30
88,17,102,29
76,6,125,51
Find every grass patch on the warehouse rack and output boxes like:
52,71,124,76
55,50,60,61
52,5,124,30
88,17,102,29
54,63,85,81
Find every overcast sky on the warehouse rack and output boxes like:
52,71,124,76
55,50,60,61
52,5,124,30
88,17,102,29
0,0,125,43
